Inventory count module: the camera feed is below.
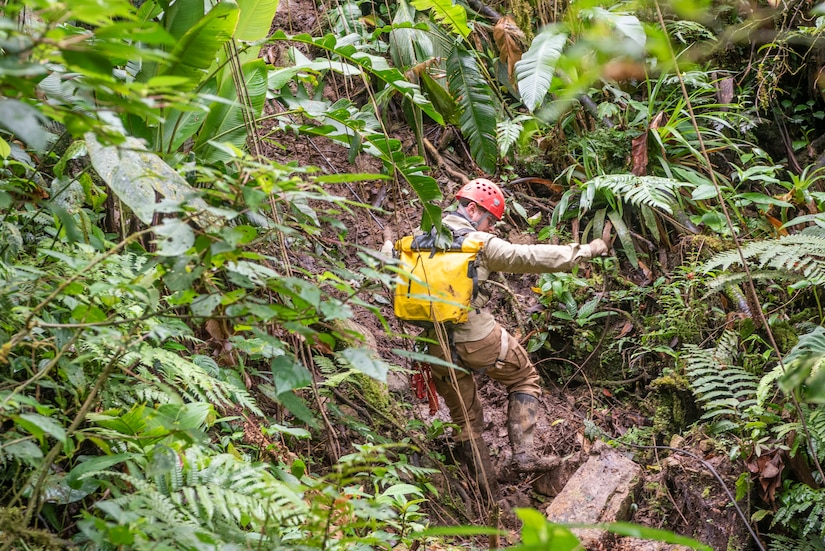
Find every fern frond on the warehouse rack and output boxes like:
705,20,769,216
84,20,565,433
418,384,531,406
589,174,689,215
803,405,825,463
138,345,262,415
703,235,825,285
314,355,338,374
767,533,825,551
704,269,802,293
321,368,360,389
105,471,201,525
497,116,526,157
91,448,310,546
773,481,825,538
682,330,758,428
757,364,784,406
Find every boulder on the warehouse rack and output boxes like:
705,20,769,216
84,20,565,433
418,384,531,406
545,444,643,549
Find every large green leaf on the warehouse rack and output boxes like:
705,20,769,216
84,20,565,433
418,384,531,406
164,0,205,41
85,133,213,225
447,46,498,174
340,347,389,383
135,0,203,82
160,79,218,153
420,71,459,125
389,0,424,69
515,26,567,113
236,0,279,41
410,0,470,39
607,209,639,269
586,8,646,54
194,59,268,162
160,1,239,84
14,413,67,445
0,99,48,152
153,218,195,256
221,0,280,80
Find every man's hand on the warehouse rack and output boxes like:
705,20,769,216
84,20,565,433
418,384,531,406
588,221,613,257
588,238,609,257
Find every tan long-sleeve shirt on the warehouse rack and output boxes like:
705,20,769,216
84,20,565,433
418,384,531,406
442,214,597,342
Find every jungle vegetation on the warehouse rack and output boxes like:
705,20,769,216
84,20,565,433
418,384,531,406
2,0,825,549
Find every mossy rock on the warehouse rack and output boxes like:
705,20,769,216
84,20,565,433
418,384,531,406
647,372,702,438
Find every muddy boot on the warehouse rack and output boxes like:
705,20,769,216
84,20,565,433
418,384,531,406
507,393,560,473
457,438,500,500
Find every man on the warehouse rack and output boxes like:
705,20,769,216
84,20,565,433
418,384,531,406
384,178,609,498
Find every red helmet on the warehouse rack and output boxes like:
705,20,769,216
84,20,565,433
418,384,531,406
455,178,505,220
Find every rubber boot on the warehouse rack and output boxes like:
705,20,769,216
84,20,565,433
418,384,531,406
457,438,500,500
507,393,560,473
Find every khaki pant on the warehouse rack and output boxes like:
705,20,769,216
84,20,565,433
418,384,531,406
428,323,541,442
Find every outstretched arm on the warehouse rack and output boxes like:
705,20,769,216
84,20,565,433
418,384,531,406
483,237,606,274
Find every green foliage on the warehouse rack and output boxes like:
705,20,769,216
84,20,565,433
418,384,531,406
4,0,825,548
586,175,688,215
73,443,435,550
526,271,603,354
766,533,825,551
682,331,758,430
703,230,825,287
565,127,633,175
269,31,444,126
772,481,825,540
775,326,825,407
410,0,471,38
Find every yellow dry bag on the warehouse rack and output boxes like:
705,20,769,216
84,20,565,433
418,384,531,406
393,229,483,326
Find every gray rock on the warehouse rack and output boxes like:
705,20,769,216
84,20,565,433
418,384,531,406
544,445,642,549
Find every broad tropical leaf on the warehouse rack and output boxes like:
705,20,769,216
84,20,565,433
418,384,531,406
410,0,470,38
159,80,217,153
236,0,279,41
164,0,206,41
0,99,48,152
586,7,646,53
447,46,498,174
420,71,460,125
515,26,567,113
194,59,268,163
160,1,240,84
85,133,213,225
607,209,639,269
221,0,280,79
390,0,423,69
